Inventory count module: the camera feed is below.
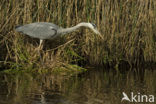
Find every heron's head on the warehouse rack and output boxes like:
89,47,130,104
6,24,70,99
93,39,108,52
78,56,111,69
88,23,100,34
88,23,103,38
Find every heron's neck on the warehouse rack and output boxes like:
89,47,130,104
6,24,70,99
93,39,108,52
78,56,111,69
58,23,90,35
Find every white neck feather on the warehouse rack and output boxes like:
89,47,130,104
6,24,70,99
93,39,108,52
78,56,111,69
58,22,92,35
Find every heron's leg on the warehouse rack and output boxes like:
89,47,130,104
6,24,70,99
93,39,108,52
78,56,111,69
38,39,44,64
38,39,43,50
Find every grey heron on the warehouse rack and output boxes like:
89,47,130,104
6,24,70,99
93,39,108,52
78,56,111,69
15,22,102,49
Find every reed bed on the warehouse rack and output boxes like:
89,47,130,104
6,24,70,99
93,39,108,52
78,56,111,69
0,0,156,70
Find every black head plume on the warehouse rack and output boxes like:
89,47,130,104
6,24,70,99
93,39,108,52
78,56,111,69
91,23,97,28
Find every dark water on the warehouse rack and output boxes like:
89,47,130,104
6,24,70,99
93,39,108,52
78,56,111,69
0,68,156,104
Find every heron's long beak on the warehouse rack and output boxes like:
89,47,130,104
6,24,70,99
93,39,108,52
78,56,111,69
93,28,103,39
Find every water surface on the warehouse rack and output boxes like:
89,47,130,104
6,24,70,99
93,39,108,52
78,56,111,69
0,68,156,104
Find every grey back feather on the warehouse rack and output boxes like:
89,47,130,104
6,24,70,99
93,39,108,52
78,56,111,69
15,22,60,39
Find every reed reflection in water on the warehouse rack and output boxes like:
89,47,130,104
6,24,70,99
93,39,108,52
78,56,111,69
0,68,156,104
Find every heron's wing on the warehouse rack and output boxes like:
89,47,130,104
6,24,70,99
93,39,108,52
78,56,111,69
15,22,59,39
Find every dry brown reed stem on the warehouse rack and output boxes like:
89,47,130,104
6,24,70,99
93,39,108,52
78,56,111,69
0,0,155,68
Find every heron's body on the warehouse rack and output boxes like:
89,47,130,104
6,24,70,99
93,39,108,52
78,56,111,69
15,22,102,49
16,22,60,39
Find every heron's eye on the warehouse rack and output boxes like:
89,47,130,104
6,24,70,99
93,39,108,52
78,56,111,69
91,23,96,28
